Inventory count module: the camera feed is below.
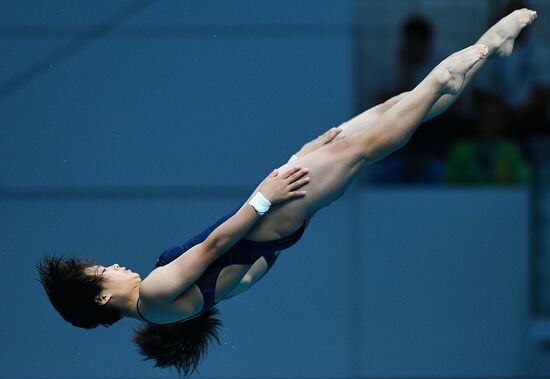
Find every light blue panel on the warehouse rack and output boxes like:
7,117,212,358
0,34,352,187
0,195,352,378
0,2,125,84
357,188,530,377
0,0,352,76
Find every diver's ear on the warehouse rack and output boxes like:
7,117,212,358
95,292,111,306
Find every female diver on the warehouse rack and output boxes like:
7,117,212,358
37,8,537,377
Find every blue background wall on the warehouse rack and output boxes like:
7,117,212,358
0,1,547,378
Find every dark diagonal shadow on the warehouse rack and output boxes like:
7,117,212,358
0,0,155,102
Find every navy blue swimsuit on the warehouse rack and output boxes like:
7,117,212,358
136,206,306,324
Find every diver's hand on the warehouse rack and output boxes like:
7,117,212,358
259,166,309,204
295,127,344,157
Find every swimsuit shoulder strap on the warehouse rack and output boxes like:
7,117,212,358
136,296,202,325
136,296,156,324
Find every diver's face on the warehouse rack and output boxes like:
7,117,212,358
86,263,141,305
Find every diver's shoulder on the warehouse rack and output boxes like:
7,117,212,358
138,267,168,303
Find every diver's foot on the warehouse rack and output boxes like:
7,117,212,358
430,44,489,95
478,8,537,57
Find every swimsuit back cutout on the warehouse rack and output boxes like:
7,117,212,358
137,206,306,325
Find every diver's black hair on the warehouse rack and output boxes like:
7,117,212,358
133,308,223,378
36,255,122,329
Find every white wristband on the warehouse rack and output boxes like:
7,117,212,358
249,192,271,216
288,154,298,163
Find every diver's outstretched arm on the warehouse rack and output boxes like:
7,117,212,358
140,166,309,300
